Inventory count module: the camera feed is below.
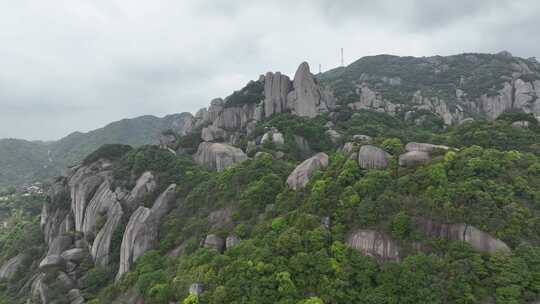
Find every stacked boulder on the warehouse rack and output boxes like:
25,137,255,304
398,142,450,167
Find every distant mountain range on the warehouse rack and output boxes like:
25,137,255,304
0,113,193,187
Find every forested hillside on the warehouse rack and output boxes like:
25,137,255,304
0,113,193,187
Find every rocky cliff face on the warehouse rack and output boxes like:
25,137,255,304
30,157,173,303
117,184,177,278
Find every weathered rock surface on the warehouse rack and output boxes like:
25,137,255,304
346,230,400,262
117,184,177,279
415,218,510,254
287,62,334,117
68,164,105,232
264,72,291,117
399,151,431,167
91,201,123,266
68,289,85,304
30,273,48,304
81,178,117,234
60,248,87,263
0,254,26,280
226,235,241,250
194,142,248,172
358,145,391,169
125,171,156,207
201,125,227,142
203,234,225,252
286,153,329,190
405,142,450,153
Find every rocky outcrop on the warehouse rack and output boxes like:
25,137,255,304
201,125,226,142
358,145,391,169
194,142,248,172
286,153,329,190
264,72,291,117
39,235,73,269
0,254,26,280
415,218,510,254
287,62,334,117
203,234,225,252
125,171,156,207
91,201,123,266
68,164,106,232
346,230,400,262
348,83,399,115
81,178,118,234
405,142,450,153
399,151,431,167
117,184,177,279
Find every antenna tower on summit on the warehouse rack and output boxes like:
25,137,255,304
341,48,344,66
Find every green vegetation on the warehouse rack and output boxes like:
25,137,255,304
318,53,540,105
0,194,45,304
224,80,264,108
0,113,193,187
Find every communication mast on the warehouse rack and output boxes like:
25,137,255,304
341,48,344,67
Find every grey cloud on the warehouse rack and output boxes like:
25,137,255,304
0,0,539,140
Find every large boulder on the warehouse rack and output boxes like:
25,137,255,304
405,142,450,153
0,254,26,280
203,234,225,252
117,184,177,279
287,62,333,118
358,145,391,169
346,230,400,262
398,151,431,167
194,142,248,172
286,153,329,190
264,72,292,117
415,218,510,254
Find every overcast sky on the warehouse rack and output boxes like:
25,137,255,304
1,0,539,140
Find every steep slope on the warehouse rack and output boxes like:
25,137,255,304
0,113,194,187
